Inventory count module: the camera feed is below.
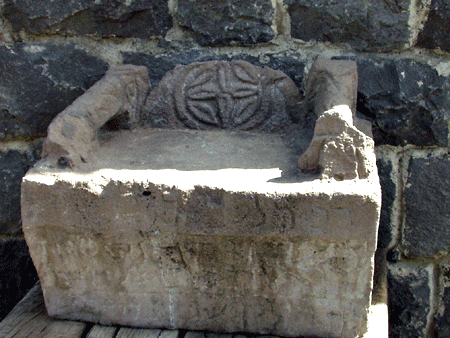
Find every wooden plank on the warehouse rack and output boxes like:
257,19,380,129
159,330,179,338
116,328,161,338
185,332,206,338
0,282,87,338
86,324,118,338
206,334,232,338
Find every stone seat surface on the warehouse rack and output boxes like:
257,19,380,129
87,127,311,186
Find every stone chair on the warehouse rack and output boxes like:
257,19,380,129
21,59,380,338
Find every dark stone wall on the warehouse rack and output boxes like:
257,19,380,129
0,43,108,141
1,0,172,39
286,0,411,52
1,0,450,335
0,238,38,320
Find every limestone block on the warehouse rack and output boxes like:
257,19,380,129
22,61,380,338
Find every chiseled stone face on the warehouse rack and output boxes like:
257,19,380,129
21,61,381,338
22,132,380,337
22,165,379,337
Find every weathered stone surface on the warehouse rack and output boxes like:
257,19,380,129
436,264,450,337
0,147,40,234
142,60,301,132
1,0,172,39
285,0,411,52
0,43,108,141
22,61,380,337
299,106,376,180
357,58,449,147
388,263,432,338
122,52,306,91
0,238,38,321
22,162,380,337
417,0,450,52
285,0,411,51
403,155,450,258
305,59,358,117
299,60,376,180
43,65,149,168
176,0,275,46
376,157,396,249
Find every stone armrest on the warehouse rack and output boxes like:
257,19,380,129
42,65,149,168
299,59,376,180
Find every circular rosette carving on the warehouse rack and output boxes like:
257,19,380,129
143,60,301,131
175,61,273,130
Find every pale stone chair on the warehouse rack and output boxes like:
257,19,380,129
21,59,380,338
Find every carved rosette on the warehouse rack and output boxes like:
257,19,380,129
143,60,301,132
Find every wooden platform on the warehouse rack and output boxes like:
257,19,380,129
0,283,387,338
0,283,267,338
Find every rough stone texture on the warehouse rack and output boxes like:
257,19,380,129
176,0,275,46
0,147,40,234
417,0,450,52
1,0,172,39
142,60,302,132
387,263,432,338
298,107,376,180
0,238,38,321
402,155,450,258
22,165,380,337
0,43,108,141
21,62,380,337
436,264,450,337
357,58,450,147
43,65,149,168
305,59,358,118
285,0,411,52
376,158,396,249
299,60,376,180
122,51,306,92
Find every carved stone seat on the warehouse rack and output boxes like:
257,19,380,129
21,60,381,338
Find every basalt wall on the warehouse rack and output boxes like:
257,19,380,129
1,1,450,336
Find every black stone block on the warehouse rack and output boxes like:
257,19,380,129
357,57,449,147
376,157,396,248
0,147,40,234
403,155,450,258
1,0,172,39
0,43,108,140
285,0,411,52
0,238,38,321
436,264,450,338
388,263,432,337
417,0,450,52
176,0,275,46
